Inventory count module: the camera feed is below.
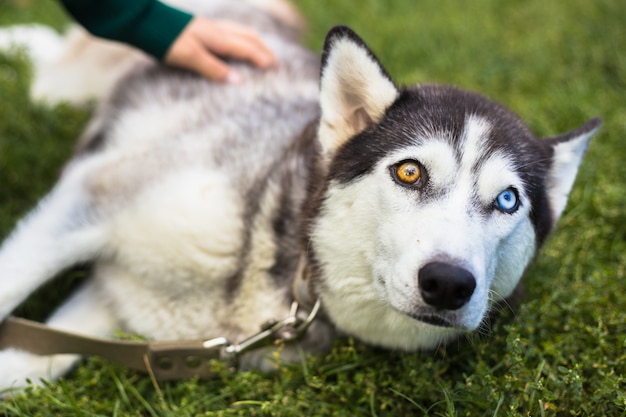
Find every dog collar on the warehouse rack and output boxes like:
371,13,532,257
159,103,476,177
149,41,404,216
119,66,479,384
291,252,318,311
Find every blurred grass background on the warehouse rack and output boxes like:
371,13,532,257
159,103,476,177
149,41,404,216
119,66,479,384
0,0,624,415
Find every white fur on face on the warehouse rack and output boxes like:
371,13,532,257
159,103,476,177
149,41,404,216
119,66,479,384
313,115,538,350
475,152,537,301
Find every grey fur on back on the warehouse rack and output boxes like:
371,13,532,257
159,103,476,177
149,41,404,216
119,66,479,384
63,3,326,343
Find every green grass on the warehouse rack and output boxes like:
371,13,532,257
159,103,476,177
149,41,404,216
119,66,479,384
0,0,625,415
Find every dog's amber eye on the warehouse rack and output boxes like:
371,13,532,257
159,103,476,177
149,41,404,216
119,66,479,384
395,161,421,185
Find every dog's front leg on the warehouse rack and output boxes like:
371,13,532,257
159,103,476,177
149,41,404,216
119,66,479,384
0,172,108,320
0,278,117,395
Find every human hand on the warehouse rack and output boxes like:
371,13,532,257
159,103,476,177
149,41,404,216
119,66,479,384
164,17,277,83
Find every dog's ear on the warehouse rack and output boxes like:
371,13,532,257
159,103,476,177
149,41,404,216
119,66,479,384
318,26,399,156
544,117,601,220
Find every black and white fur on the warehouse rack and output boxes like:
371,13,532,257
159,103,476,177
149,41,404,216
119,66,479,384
0,0,600,391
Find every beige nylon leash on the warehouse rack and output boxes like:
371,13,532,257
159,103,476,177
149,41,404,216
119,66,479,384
0,299,320,381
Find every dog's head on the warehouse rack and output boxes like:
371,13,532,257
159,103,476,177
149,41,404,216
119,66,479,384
307,26,601,350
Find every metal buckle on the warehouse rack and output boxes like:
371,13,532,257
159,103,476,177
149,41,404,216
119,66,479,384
223,299,321,358
146,299,320,380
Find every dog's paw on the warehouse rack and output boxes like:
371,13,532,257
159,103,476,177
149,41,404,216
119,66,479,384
0,349,78,397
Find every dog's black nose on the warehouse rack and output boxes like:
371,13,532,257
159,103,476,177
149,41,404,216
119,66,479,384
418,262,476,310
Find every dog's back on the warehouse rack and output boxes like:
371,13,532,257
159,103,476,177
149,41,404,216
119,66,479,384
0,0,330,385
64,1,325,340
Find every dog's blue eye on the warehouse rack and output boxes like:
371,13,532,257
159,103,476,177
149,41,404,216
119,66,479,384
495,188,519,212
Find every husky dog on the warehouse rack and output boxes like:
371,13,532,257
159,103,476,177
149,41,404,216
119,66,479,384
0,0,600,390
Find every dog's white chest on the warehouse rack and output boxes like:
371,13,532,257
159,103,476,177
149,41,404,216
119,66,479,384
108,168,245,285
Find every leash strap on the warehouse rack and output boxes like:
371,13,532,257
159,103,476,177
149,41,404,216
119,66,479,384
0,300,320,381
0,317,229,380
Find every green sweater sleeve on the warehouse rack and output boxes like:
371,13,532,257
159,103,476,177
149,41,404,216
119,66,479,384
59,0,193,60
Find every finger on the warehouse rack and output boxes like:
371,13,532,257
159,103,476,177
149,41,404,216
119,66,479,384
211,33,276,69
210,20,270,49
194,20,277,68
165,38,241,83
189,48,241,83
